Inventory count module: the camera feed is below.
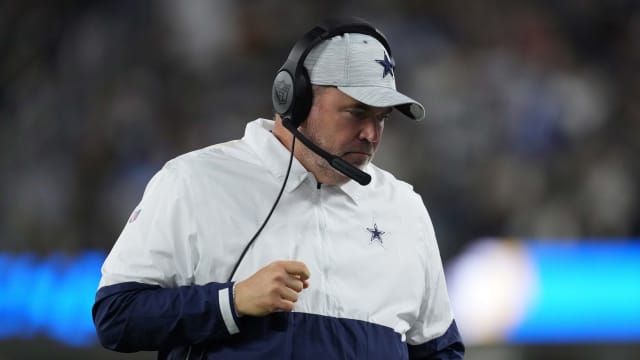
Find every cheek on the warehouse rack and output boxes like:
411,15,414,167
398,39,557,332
300,118,331,149
302,108,325,136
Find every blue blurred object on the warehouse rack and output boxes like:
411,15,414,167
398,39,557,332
509,241,640,343
2,241,640,347
0,251,104,347
447,239,640,345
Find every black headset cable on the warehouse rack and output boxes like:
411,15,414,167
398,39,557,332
227,135,297,282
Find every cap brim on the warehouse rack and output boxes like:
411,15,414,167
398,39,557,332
337,86,426,120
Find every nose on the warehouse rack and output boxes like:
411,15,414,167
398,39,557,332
358,117,383,144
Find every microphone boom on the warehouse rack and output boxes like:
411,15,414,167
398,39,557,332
282,117,372,186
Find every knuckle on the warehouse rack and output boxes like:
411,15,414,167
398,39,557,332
269,284,281,296
273,272,286,283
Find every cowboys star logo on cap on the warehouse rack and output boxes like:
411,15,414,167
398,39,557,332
375,53,394,78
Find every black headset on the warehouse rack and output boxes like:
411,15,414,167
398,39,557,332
271,17,394,127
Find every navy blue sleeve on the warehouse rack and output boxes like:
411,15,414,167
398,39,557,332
407,320,465,360
92,281,239,353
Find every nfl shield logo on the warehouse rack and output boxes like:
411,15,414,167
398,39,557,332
128,209,141,223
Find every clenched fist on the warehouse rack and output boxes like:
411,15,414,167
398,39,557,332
234,261,310,317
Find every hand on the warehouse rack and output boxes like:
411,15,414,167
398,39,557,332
233,260,310,317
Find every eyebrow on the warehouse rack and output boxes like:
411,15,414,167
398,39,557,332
348,102,393,115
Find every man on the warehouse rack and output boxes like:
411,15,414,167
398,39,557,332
93,18,464,359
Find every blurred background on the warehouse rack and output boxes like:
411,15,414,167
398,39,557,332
1,0,639,359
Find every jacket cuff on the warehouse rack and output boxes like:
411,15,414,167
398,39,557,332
218,282,240,335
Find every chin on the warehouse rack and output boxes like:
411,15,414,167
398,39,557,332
351,160,370,169
343,153,371,169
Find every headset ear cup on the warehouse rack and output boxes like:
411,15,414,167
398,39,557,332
272,70,295,118
290,67,313,128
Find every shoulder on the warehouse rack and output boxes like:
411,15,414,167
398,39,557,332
144,138,268,203
166,138,266,180
164,118,275,175
166,139,257,173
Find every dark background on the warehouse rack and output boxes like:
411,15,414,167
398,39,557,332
1,0,638,359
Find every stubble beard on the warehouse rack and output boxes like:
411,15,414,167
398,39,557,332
297,126,357,185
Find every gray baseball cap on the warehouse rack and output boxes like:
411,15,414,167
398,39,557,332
303,33,425,120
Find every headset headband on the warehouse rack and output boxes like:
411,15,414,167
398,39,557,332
272,17,393,126
285,19,392,71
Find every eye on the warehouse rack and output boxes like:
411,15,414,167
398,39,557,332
344,107,389,122
346,109,367,119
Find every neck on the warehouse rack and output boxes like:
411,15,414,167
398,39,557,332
271,115,294,150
